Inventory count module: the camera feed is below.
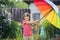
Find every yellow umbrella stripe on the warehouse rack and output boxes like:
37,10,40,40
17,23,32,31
46,10,60,29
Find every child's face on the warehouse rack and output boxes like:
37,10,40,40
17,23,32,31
24,16,30,21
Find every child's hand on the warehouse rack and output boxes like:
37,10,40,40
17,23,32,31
31,27,34,30
36,19,40,22
32,19,40,24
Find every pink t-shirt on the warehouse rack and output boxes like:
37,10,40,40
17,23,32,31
23,20,32,36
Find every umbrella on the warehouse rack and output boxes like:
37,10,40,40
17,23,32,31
34,0,60,29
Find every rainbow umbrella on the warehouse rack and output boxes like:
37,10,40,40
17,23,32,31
34,0,60,29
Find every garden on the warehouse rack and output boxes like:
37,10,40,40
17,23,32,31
0,0,60,40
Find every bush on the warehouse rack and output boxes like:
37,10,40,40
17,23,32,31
41,18,55,38
11,20,22,40
1,20,22,40
0,8,23,40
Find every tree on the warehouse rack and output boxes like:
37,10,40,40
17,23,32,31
0,0,29,9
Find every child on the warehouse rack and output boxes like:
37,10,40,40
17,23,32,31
23,12,40,40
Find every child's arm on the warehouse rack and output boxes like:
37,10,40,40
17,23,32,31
33,19,40,23
26,19,40,24
25,21,34,24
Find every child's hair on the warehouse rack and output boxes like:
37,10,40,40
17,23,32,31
23,12,30,20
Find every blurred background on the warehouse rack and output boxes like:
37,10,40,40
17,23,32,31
0,0,60,40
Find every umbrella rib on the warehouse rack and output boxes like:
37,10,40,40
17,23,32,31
40,9,52,21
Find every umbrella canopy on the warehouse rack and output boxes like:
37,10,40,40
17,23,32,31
34,0,60,29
